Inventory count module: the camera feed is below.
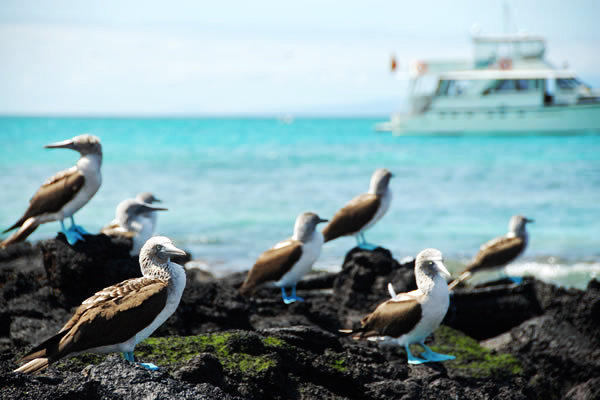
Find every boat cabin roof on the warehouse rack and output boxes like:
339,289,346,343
472,34,545,44
439,69,577,81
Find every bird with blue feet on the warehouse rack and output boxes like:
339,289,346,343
239,212,328,304
1,134,103,248
448,214,534,290
13,236,186,373
340,248,455,364
321,168,392,250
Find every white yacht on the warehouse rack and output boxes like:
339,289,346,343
376,34,600,135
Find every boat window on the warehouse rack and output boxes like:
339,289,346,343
516,79,541,91
435,80,451,96
516,80,528,90
436,80,460,96
556,78,579,90
446,80,458,95
485,79,541,95
495,79,515,91
436,79,475,96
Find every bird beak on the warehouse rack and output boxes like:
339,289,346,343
45,138,76,150
162,242,187,257
142,204,168,212
525,218,534,223
318,218,329,224
435,261,452,279
153,197,162,203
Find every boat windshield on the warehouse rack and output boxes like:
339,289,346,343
435,79,476,96
556,78,582,90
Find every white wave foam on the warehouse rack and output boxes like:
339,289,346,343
505,261,600,289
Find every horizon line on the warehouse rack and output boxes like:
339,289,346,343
0,112,392,120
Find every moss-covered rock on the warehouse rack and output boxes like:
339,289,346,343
430,325,524,379
56,353,108,372
135,331,281,378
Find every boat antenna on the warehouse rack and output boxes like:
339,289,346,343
503,1,511,35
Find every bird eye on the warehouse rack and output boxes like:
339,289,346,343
156,245,163,251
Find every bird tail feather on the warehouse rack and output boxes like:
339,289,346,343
0,218,40,248
238,283,255,297
14,358,50,374
3,216,27,234
14,330,69,374
338,327,368,340
448,271,472,291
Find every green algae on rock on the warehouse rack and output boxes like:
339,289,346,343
56,353,108,372
135,332,281,377
430,326,524,379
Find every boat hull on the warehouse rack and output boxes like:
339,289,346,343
377,104,600,135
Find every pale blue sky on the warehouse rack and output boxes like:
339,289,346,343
1,0,599,116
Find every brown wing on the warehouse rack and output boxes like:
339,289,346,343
355,298,422,339
18,277,168,366
239,240,303,296
464,236,525,273
4,168,85,232
100,222,136,238
322,193,381,242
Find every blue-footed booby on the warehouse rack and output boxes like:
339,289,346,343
1,134,102,248
239,212,328,304
341,248,455,365
448,214,534,290
102,193,167,256
136,192,162,236
13,236,186,374
322,168,392,250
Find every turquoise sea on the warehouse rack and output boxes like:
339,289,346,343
1,117,599,288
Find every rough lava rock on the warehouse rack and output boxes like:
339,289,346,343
42,233,140,305
446,279,543,340
1,237,599,399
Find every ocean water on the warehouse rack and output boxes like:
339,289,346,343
1,117,599,289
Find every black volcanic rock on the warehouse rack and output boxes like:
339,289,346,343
482,279,600,399
445,279,543,340
0,355,241,400
41,233,140,305
1,237,600,399
161,279,253,335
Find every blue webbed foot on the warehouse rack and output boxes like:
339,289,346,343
288,295,304,303
123,352,159,370
139,362,159,370
72,225,89,235
421,343,455,362
60,220,85,245
508,276,523,284
69,216,89,235
64,230,84,245
355,232,378,250
405,345,429,365
408,357,430,365
290,286,304,302
281,287,304,304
